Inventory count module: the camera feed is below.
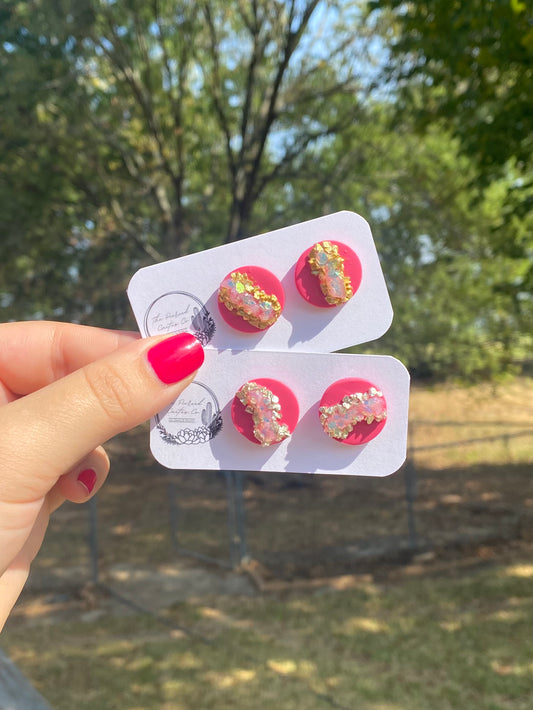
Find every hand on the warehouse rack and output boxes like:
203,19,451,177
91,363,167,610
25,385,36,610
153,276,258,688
0,321,204,630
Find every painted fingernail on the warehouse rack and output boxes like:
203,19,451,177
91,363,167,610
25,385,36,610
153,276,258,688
147,332,205,384
77,469,97,494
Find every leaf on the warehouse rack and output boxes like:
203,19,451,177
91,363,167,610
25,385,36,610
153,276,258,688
510,0,527,14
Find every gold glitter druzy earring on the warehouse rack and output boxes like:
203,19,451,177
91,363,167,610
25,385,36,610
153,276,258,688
231,378,299,447
218,266,285,332
295,240,362,308
318,378,387,446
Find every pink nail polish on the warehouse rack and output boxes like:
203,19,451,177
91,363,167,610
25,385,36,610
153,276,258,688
78,469,97,494
147,332,204,384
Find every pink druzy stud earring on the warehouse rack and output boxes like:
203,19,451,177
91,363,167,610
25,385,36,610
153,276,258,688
231,378,299,446
295,240,362,308
218,266,285,332
319,378,387,445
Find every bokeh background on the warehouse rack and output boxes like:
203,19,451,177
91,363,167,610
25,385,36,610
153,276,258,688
1,2,533,709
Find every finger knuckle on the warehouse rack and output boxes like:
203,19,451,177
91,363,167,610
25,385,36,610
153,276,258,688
82,363,135,425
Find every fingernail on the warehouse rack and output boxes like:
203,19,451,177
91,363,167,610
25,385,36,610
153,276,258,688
147,332,205,384
77,469,97,494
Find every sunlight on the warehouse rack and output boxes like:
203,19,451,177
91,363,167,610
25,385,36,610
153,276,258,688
199,606,254,630
200,606,223,619
342,617,390,634
267,658,318,678
491,660,533,677
439,621,461,632
111,523,132,535
267,659,298,675
204,668,256,689
489,609,523,622
439,494,463,504
126,655,153,672
504,564,533,578
173,652,203,670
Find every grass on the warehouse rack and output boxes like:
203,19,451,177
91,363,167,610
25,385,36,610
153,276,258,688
4,378,532,586
3,558,533,709
409,377,533,469
2,378,533,709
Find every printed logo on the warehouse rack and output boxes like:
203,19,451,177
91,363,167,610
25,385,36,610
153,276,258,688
156,381,223,445
144,291,215,345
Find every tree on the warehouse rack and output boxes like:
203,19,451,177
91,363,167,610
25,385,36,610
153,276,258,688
368,0,533,177
0,1,98,321
277,100,525,379
200,0,369,241
365,0,533,372
1,0,379,324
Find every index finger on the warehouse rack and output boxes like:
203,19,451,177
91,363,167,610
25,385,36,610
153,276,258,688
0,321,139,397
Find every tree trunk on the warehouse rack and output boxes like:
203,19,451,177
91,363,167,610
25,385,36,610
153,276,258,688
225,185,255,243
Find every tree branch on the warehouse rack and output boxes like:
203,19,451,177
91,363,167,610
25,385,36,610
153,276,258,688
152,0,187,176
243,0,321,197
202,3,237,181
93,11,178,184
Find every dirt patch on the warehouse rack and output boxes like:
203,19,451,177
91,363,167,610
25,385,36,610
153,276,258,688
15,379,533,624
23,457,533,592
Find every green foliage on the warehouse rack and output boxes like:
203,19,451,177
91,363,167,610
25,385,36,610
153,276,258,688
364,0,533,378
275,104,526,380
0,0,531,379
368,132,528,381
0,0,371,324
369,0,533,176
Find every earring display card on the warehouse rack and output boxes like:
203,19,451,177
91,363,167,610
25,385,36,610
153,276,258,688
150,350,410,478
128,211,393,352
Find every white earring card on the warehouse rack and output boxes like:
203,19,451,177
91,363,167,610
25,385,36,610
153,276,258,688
128,211,409,477
127,211,393,352
149,350,409,477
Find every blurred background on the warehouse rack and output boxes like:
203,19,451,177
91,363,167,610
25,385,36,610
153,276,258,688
1,1,533,709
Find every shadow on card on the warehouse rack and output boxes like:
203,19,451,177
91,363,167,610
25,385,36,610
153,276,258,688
285,403,365,474
209,398,281,470
281,268,349,349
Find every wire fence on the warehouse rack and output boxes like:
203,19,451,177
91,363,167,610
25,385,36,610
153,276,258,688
84,421,533,592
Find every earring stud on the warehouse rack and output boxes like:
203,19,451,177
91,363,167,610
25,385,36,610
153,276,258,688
319,378,387,445
295,240,362,308
231,378,299,446
218,266,285,332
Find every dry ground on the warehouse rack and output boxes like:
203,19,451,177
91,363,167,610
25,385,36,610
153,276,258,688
14,377,533,593
3,379,533,710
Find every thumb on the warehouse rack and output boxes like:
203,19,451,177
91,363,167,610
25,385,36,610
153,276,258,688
0,332,204,504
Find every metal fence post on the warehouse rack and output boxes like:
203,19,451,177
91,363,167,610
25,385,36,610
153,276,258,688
88,496,99,585
404,422,419,550
404,459,419,550
167,478,180,552
233,471,250,564
224,470,240,567
167,473,233,569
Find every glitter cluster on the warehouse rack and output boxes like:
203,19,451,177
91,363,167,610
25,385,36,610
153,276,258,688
308,241,353,306
237,381,291,446
319,387,387,440
218,271,282,329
